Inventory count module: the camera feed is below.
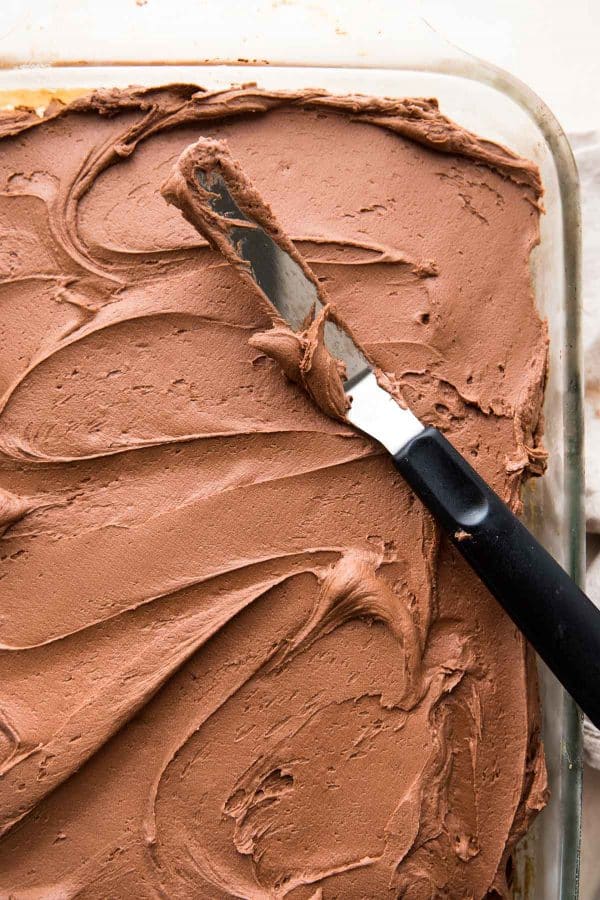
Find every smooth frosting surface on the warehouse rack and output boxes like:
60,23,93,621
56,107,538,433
0,85,547,898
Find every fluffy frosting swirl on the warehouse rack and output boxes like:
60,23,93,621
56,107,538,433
0,85,547,898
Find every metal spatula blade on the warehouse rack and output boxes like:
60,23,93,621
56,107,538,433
197,169,424,453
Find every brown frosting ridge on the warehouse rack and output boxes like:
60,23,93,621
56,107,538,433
0,84,547,898
249,309,351,422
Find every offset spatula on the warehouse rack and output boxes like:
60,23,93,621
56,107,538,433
189,158,600,728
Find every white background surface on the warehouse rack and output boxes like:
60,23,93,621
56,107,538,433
416,0,600,133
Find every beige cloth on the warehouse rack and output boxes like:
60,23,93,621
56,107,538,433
569,132,600,766
583,548,600,766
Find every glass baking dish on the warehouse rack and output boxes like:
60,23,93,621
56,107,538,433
0,7,584,898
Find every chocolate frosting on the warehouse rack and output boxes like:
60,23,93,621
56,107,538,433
0,85,547,898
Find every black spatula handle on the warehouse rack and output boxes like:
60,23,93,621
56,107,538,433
394,426,599,727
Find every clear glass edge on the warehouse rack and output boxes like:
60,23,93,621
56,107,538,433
0,48,584,899
457,57,584,900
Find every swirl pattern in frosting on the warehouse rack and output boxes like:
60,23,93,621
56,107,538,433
0,85,547,898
